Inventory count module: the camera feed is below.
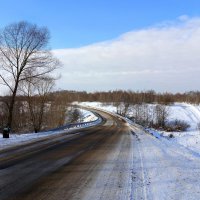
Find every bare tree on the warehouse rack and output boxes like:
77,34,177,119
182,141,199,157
0,101,8,129
0,21,59,130
48,93,68,128
66,107,82,123
154,104,170,128
21,76,55,133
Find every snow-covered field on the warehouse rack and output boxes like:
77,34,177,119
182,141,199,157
0,108,99,150
80,102,200,155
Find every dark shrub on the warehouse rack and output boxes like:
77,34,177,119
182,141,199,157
165,120,190,132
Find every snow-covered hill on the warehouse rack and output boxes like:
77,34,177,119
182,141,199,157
168,103,200,131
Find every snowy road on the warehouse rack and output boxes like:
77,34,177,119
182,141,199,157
131,125,200,200
1,108,200,199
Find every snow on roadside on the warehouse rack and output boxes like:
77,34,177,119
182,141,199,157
0,129,69,150
80,101,200,155
168,103,200,130
150,103,200,155
80,102,200,130
2,101,200,156
79,108,98,122
0,108,98,150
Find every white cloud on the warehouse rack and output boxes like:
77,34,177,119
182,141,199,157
53,16,200,92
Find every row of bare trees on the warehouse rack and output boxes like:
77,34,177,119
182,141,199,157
116,102,189,131
51,90,200,105
116,103,169,128
0,93,83,133
20,77,55,133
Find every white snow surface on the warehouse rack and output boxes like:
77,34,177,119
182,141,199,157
80,102,200,199
131,125,200,200
167,102,200,130
80,108,98,122
0,108,98,150
0,130,68,150
80,102,200,155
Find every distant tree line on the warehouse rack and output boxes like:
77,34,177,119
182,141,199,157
49,90,200,105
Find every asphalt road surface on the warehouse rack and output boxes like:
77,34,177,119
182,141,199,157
2,108,200,200
0,109,134,200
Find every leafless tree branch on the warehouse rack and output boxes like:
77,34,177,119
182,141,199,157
0,21,60,129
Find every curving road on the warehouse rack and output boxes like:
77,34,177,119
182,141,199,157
1,108,200,200
0,109,133,200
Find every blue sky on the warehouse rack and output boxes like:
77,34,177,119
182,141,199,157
1,0,200,93
1,0,200,49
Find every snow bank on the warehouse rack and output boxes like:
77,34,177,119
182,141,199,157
79,108,98,122
167,103,200,130
0,108,100,150
151,103,200,155
0,130,67,150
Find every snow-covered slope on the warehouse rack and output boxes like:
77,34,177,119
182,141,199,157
168,103,200,130
155,103,200,155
